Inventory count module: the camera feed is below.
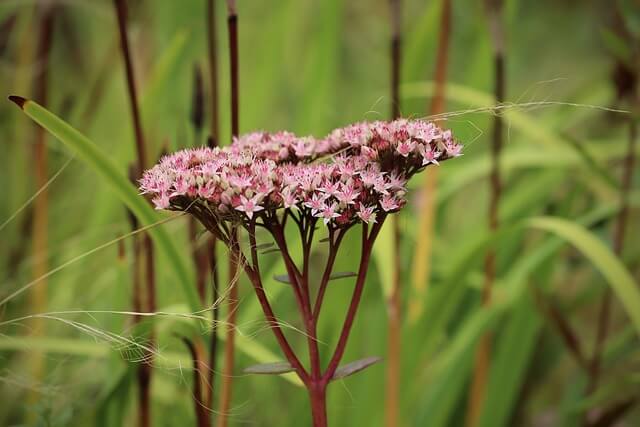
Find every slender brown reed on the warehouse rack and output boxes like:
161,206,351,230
386,1,402,425
113,1,156,425
218,2,240,425
205,0,222,414
181,337,211,427
589,15,638,397
467,1,505,425
27,5,55,416
409,0,452,322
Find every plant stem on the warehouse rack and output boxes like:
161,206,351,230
308,383,328,427
244,224,309,381
114,0,147,170
409,0,452,322
389,0,401,120
312,229,347,320
589,116,636,391
181,337,211,427
387,1,402,425
113,1,155,425
467,1,505,425
219,3,239,424
219,230,238,426
207,0,220,148
324,221,385,381
205,0,221,413
28,5,54,417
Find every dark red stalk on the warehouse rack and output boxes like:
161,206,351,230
219,3,240,424
245,224,309,381
28,7,54,411
269,222,323,384
468,1,505,425
581,8,639,425
244,217,384,427
114,0,147,169
589,117,636,391
113,1,155,425
429,0,452,116
387,1,402,425
127,166,143,322
532,289,588,371
312,229,347,320
207,0,220,148
323,221,384,382
181,337,211,427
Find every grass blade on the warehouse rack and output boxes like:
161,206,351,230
8,97,201,313
527,216,640,335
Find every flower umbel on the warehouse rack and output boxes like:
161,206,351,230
140,119,462,228
138,119,463,415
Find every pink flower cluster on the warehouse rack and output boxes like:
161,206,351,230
139,119,462,227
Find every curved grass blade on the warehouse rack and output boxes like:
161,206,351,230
8,96,201,313
527,216,640,335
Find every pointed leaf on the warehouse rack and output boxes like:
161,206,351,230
332,356,382,380
273,274,292,285
244,362,295,375
329,272,357,281
254,242,274,250
261,247,281,254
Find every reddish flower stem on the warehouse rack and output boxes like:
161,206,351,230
242,217,384,426
244,225,310,382
312,229,347,320
323,220,385,381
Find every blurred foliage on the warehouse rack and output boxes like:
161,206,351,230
1,0,639,426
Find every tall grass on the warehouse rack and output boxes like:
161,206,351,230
1,2,639,426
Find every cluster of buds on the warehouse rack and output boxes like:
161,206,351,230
139,119,462,229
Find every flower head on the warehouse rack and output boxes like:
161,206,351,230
139,119,462,228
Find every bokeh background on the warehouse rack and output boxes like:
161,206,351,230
1,0,639,426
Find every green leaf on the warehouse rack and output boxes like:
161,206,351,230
10,97,201,313
527,216,640,336
244,362,295,375
328,272,357,281
416,308,498,426
273,274,292,285
332,356,382,380
373,215,396,299
260,247,281,254
254,242,275,250
477,294,541,427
